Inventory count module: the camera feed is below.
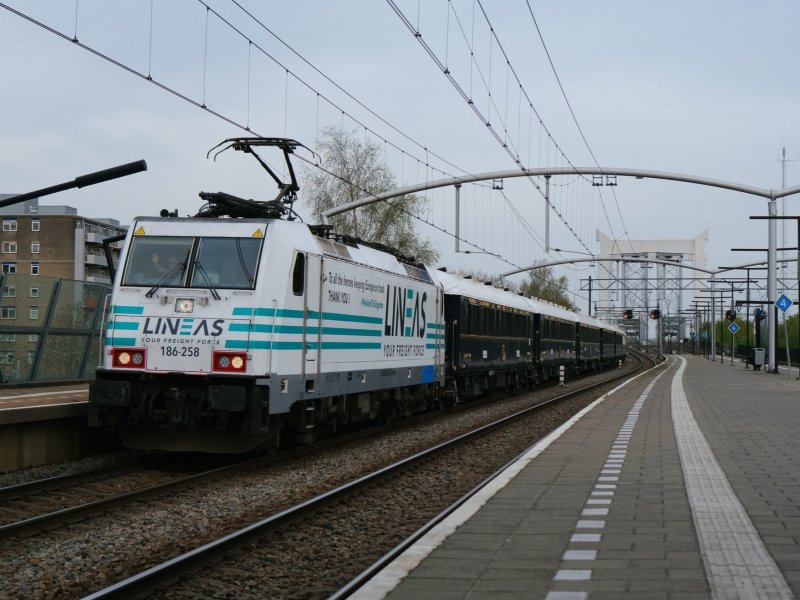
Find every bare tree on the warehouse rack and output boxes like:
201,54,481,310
303,128,439,265
519,264,577,311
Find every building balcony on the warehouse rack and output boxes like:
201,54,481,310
84,232,105,244
85,274,112,284
84,254,108,266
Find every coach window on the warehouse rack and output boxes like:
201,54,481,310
292,253,305,296
465,304,473,334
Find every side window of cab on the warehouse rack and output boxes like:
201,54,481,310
292,253,305,296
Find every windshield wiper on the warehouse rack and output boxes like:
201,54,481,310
145,262,185,298
193,261,221,300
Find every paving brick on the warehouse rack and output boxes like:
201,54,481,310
367,356,799,599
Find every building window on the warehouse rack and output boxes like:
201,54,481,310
29,287,38,298
2,219,17,232
2,262,16,274
31,242,40,254
0,333,15,342
2,241,17,254
1,307,16,319
2,285,15,298
0,352,13,365
31,263,39,276
31,219,40,231
28,334,38,343
29,306,39,320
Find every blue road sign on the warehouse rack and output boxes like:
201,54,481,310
776,294,793,313
702,331,709,339
728,322,740,334
692,334,698,342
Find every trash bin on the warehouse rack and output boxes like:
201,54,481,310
752,348,765,371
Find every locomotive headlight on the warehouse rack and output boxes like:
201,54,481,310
112,347,147,369
212,351,247,372
175,298,194,313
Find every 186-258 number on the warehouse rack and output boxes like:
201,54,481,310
160,346,200,357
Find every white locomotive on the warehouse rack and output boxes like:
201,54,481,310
90,139,445,452
89,138,624,453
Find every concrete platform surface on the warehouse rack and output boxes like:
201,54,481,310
352,355,800,600
0,384,88,423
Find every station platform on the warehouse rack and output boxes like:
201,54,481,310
0,384,94,472
353,354,800,599
0,383,87,424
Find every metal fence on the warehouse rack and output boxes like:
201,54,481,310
0,273,110,383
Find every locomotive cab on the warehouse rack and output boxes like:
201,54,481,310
89,217,277,452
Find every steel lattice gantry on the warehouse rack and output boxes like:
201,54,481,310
596,230,709,343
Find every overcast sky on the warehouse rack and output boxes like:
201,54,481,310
2,1,798,310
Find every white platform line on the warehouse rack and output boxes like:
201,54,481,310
0,390,86,401
349,361,669,600
671,356,793,600
545,362,671,598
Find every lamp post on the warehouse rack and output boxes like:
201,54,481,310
553,248,596,316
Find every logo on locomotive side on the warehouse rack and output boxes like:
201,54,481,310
142,317,225,337
383,285,427,338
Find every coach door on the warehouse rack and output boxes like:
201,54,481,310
302,253,323,382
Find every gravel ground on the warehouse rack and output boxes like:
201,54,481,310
0,360,648,599
0,450,143,488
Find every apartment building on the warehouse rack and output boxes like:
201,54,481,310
0,197,126,381
0,197,126,284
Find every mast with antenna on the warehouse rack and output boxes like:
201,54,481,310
779,144,796,268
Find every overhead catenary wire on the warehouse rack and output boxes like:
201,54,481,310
387,0,596,258
521,0,634,254
226,0,487,186
0,1,497,197
3,0,589,300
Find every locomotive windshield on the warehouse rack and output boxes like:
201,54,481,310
122,235,262,290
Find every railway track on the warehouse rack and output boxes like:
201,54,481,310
0,456,254,540
0,355,646,542
73,350,656,599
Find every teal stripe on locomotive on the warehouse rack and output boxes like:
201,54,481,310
425,322,445,347
232,306,382,324
105,337,137,346
227,322,381,337
223,340,382,351
227,306,386,351
107,321,139,331
112,305,144,315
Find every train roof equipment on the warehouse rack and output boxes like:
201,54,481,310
195,137,314,221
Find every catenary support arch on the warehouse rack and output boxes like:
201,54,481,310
321,167,800,372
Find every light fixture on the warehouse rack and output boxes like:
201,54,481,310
175,298,194,313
